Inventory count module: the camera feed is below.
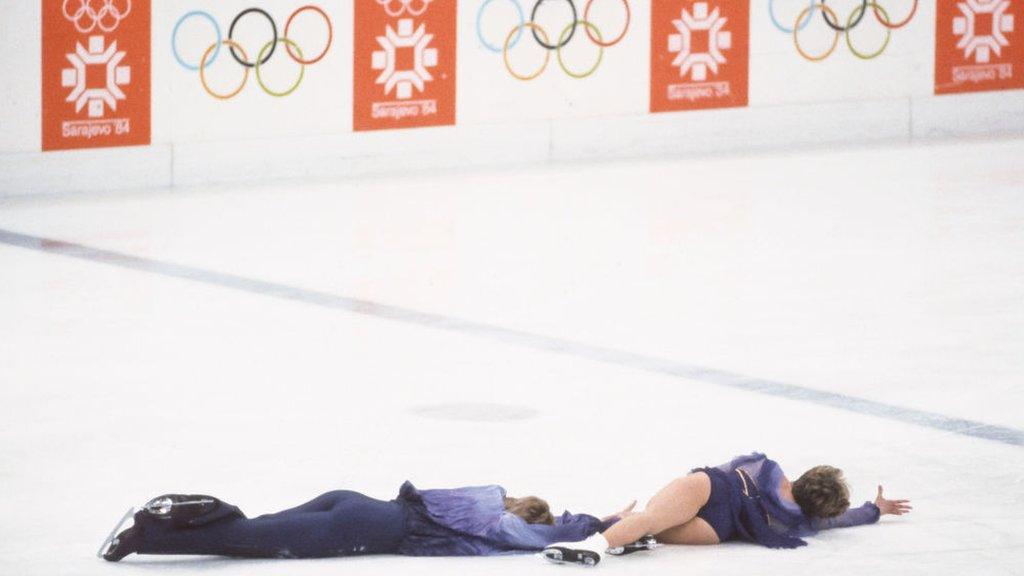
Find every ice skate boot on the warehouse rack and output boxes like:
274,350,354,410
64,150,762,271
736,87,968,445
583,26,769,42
542,533,609,567
143,494,220,527
607,534,659,556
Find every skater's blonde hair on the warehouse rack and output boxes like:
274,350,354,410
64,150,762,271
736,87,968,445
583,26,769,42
504,496,555,525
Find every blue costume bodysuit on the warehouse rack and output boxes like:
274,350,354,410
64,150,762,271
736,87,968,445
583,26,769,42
693,453,881,548
131,481,610,559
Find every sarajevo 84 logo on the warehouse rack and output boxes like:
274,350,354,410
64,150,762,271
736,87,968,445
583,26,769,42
650,0,749,113
936,0,1023,94
43,0,151,151
354,0,456,131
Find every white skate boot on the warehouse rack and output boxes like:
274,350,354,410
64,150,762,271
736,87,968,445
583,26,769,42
542,533,609,567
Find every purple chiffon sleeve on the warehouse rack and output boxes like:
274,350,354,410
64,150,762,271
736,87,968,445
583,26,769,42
488,511,605,550
415,484,508,536
715,452,767,474
806,502,881,532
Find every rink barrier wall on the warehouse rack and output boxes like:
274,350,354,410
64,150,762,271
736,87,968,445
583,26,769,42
5,91,1023,196
3,1,1024,196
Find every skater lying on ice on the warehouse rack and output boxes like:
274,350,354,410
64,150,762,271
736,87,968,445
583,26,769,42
543,452,912,567
98,481,643,562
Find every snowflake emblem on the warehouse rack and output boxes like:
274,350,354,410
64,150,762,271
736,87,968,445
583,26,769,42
954,0,1015,63
668,2,731,82
61,35,131,118
371,18,438,99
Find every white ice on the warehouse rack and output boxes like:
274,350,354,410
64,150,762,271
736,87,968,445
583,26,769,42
1,137,1022,576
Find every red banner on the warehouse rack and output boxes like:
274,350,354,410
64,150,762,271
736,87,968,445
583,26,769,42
42,0,151,151
353,0,457,131
935,0,1024,95
650,0,749,113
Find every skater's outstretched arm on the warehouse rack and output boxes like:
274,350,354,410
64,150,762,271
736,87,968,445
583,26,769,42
807,486,911,531
487,509,606,550
601,500,637,524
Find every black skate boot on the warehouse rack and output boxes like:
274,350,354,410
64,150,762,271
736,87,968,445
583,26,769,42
607,534,659,556
143,494,221,527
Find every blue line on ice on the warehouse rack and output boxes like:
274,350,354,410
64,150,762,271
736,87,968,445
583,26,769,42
3,227,1021,448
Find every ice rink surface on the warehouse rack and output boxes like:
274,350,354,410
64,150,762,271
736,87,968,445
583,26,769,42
1,137,1023,575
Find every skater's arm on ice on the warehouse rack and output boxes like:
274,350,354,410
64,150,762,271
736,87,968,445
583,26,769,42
493,511,608,550
808,503,880,531
808,486,910,531
601,500,637,524
541,511,612,541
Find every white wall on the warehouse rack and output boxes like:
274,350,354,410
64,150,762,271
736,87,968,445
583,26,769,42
2,0,1024,197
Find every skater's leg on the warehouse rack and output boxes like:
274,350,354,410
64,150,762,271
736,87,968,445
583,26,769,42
600,472,712,548
135,491,407,559
541,472,715,566
242,491,407,557
259,490,352,516
654,517,720,545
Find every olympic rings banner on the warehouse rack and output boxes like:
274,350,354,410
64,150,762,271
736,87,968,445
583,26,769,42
353,0,457,131
650,0,749,113
42,0,151,151
169,5,335,101
935,0,1024,95
475,0,633,81
773,0,920,62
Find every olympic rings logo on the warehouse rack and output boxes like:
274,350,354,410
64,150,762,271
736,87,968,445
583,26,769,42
62,0,132,34
476,0,631,80
770,0,918,61
376,0,434,17
171,5,333,99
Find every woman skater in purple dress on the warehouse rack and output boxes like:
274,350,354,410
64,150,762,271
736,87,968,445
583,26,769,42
543,452,912,567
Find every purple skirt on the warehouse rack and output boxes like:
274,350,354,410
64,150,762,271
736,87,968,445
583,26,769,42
692,467,807,549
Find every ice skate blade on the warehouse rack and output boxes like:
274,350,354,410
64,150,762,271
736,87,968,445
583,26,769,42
542,547,600,567
607,535,659,556
96,507,135,560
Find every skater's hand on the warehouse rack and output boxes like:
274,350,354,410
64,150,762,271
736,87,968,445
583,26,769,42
604,500,637,522
874,486,912,516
